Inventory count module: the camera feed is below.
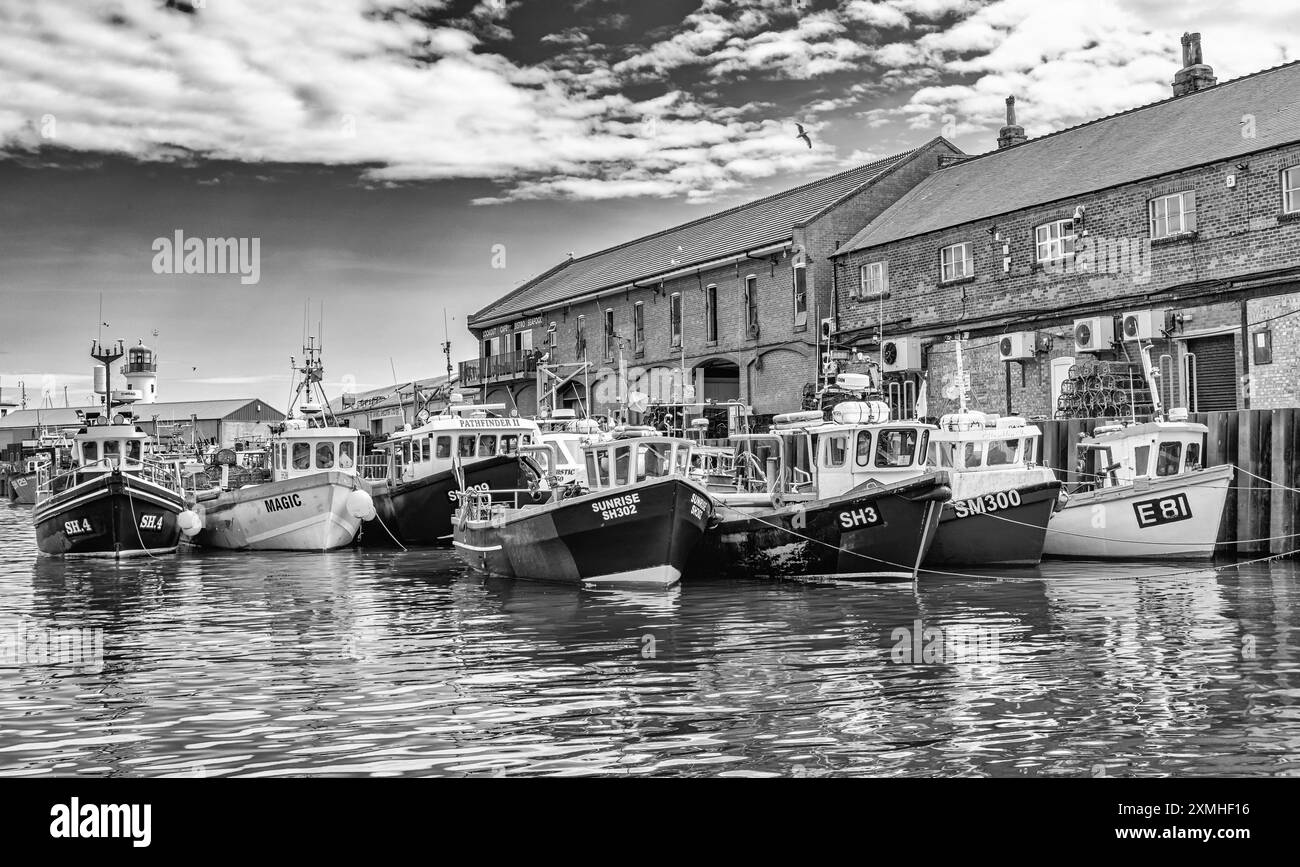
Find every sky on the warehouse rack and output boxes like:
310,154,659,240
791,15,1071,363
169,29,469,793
1,0,1296,409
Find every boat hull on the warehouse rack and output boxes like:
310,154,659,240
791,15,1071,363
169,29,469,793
363,456,545,547
7,471,39,505
190,471,364,552
926,479,1062,567
453,477,712,587
1043,464,1233,559
689,472,951,580
32,472,185,557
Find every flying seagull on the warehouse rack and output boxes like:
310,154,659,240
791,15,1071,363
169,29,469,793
795,123,812,149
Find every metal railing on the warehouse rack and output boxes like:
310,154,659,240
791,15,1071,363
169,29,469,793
459,352,538,386
357,454,392,481
36,457,184,499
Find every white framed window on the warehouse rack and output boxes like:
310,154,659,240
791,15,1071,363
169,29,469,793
669,293,682,347
1149,191,1197,239
1284,166,1299,214
705,284,718,342
860,261,887,298
1035,219,1076,262
792,265,808,327
939,243,972,282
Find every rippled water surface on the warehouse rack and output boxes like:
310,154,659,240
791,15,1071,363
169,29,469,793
1,503,1297,777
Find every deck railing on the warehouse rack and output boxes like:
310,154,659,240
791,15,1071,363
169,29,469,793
459,352,538,386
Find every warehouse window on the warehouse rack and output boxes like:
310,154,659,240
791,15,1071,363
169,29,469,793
860,261,887,299
670,293,682,347
1149,191,1197,238
705,284,718,342
576,314,586,357
939,243,972,282
792,265,808,327
1284,166,1299,214
1035,219,1076,262
604,308,615,360
744,275,759,337
633,303,644,355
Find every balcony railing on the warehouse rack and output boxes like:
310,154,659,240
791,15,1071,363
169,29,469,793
460,352,537,386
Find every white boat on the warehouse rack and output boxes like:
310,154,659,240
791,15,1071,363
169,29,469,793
188,338,373,552
1043,417,1232,559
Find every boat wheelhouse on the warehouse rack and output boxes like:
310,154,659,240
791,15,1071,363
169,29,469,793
358,405,546,547
453,433,713,588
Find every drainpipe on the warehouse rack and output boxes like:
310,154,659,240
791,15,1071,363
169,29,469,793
1240,299,1251,410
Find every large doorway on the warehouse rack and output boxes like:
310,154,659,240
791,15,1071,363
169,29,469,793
695,360,741,439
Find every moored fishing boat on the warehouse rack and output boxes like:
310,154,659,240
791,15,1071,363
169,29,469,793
1043,415,1231,559
32,341,198,558
690,405,950,580
359,402,547,547
453,433,713,587
188,338,373,552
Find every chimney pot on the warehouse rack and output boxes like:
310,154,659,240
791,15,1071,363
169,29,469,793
1173,31,1216,97
997,95,1027,149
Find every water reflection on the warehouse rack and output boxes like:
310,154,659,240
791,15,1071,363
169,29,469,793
1,504,1297,776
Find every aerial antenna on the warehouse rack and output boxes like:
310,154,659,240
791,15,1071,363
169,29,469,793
390,357,406,424
442,309,453,383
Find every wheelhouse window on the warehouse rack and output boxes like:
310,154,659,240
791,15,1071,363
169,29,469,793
316,441,335,469
855,431,872,467
1149,191,1196,238
458,436,476,458
963,441,981,467
825,434,848,468
940,243,972,282
436,436,451,458
1156,441,1182,477
1035,219,1076,263
293,442,310,469
633,302,644,355
639,442,670,481
83,441,98,462
876,428,920,467
792,265,808,327
860,261,887,299
986,439,1020,466
478,435,497,457
421,439,431,461
126,440,142,462
501,434,519,454
1284,166,1299,215
339,441,355,468
614,445,633,486
669,293,682,347
104,440,121,459
1185,442,1202,471
705,284,718,342
1134,445,1151,477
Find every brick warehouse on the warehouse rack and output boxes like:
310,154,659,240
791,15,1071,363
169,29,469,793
831,35,1300,422
464,137,960,431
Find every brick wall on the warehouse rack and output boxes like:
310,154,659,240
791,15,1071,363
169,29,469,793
835,142,1300,412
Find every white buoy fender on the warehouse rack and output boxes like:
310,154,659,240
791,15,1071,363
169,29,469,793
177,509,202,537
346,489,376,521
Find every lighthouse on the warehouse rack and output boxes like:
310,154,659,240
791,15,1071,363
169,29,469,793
120,339,159,404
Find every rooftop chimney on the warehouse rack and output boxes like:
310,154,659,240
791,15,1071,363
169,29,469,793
1172,32,1216,97
997,96,1027,149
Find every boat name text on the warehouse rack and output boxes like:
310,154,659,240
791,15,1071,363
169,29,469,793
839,506,882,529
1133,492,1193,528
264,493,304,513
952,489,1023,518
593,492,639,521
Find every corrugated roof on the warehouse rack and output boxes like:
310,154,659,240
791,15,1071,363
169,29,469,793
330,373,456,414
837,61,1300,255
0,398,282,429
471,144,933,325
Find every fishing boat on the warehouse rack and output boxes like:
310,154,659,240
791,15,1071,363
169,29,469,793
689,404,951,581
188,338,373,552
358,402,548,547
32,341,199,557
1043,414,1231,559
6,429,75,505
453,433,714,587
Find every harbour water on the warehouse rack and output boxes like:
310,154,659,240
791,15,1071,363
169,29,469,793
0,503,1296,778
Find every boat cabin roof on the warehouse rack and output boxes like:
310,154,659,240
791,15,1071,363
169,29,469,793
1082,420,1208,444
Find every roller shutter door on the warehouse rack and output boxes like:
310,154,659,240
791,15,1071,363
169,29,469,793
1186,335,1237,412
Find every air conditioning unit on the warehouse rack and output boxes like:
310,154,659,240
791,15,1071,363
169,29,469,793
998,332,1037,361
820,318,835,341
1073,316,1115,353
1120,309,1162,340
882,336,922,372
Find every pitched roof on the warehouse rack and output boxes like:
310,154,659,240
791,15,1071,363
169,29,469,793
0,398,283,429
837,61,1300,255
329,373,456,414
471,143,938,325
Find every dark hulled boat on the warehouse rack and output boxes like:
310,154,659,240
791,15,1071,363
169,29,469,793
453,435,713,587
32,341,197,558
359,406,547,547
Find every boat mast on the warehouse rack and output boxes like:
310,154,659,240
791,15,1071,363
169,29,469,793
953,337,969,414
90,339,125,417
1139,342,1164,422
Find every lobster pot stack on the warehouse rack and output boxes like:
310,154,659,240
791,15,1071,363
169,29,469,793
1053,359,1155,420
